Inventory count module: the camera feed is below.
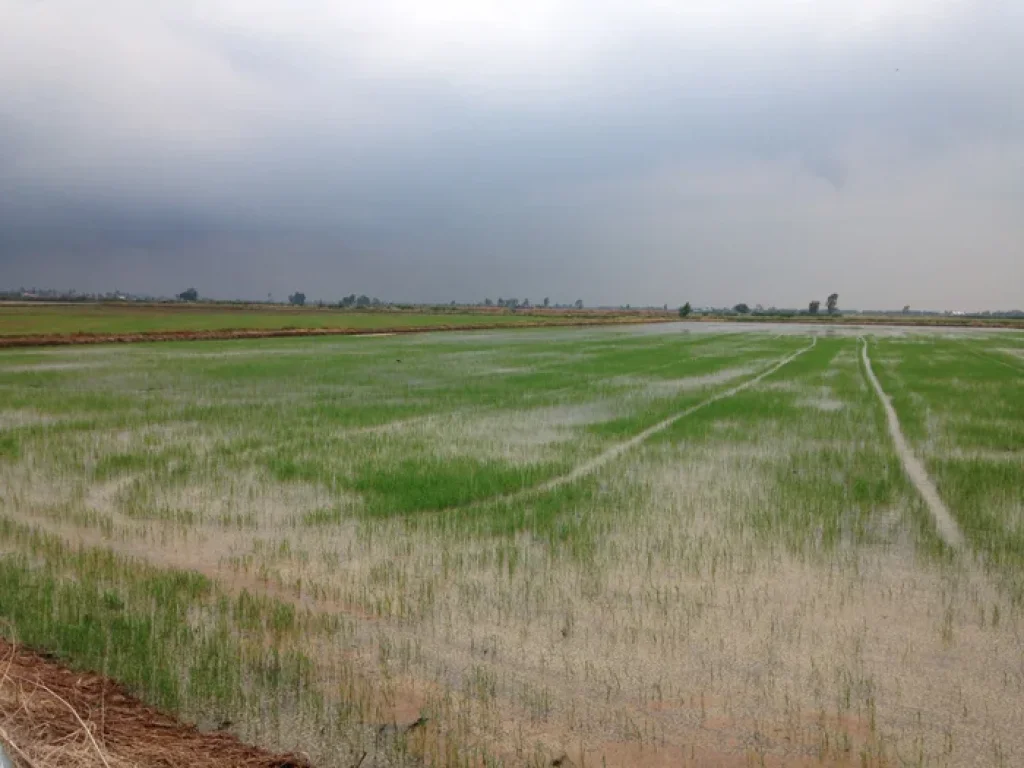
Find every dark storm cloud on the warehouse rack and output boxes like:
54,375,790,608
1,0,1021,308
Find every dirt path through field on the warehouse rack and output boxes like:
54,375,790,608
521,337,818,497
860,339,965,549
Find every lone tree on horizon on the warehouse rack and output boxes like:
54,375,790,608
679,302,692,318
827,293,839,314
177,287,198,302
809,300,820,314
289,292,306,306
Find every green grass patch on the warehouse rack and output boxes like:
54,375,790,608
0,433,19,459
352,456,568,515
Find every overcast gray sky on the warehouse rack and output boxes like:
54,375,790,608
1,0,1021,309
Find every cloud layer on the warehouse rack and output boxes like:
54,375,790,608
2,0,1021,309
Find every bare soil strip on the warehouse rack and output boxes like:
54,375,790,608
517,338,818,498
0,638,309,768
860,339,965,549
0,318,673,349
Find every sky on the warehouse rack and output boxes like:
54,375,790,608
1,0,1022,310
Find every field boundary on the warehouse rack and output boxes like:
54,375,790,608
690,314,1024,330
860,339,965,549
0,638,308,768
0,317,677,349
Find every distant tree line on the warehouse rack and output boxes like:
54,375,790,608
6,285,1024,320
484,298,584,309
337,294,383,308
696,293,843,318
680,293,844,318
0,287,162,302
806,293,839,315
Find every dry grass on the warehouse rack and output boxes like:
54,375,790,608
0,638,308,768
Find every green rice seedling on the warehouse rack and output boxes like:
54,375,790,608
1,325,1023,767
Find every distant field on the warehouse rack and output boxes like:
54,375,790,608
1,324,1022,766
0,302,670,339
699,312,1024,329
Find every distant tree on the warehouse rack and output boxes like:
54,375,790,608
177,287,199,302
733,303,751,314
522,298,531,308
288,292,306,306
506,298,519,309
755,304,764,313
356,295,371,307
543,297,550,308
827,293,839,314
809,300,820,315
903,305,911,314
679,302,692,318
484,298,494,306
574,299,583,309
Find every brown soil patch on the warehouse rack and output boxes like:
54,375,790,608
0,638,309,768
0,318,673,349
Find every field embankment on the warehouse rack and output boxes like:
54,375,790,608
691,312,1024,329
0,638,308,768
0,303,677,348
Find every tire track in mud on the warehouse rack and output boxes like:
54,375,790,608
502,337,818,503
964,345,1024,374
860,339,965,549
